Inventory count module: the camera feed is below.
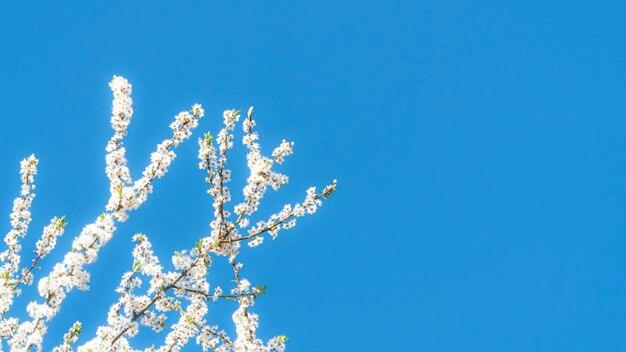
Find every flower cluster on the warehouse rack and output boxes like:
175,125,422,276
0,76,335,352
0,154,39,315
52,322,82,352
105,76,134,215
236,107,292,222
0,76,205,351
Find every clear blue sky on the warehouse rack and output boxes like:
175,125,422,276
1,1,625,351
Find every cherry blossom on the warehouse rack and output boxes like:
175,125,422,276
0,76,336,352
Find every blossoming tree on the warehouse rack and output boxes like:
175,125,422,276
0,76,336,352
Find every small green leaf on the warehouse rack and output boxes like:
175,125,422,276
56,215,68,229
204,132,213,144
132,260,141,272
254,285,268,295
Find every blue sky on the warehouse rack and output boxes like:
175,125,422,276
1,1,625,351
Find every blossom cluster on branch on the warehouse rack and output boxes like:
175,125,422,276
0,76,336,352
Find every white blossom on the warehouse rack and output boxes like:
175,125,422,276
0,78,336,352
0,155,38,314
